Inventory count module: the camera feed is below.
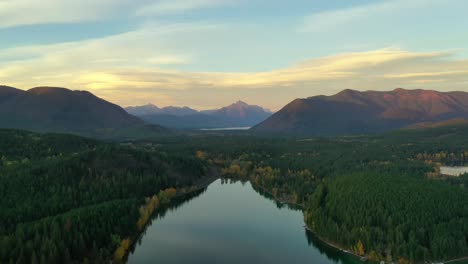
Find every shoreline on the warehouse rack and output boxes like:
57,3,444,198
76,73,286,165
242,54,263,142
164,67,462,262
125,174,468,264
122,173,219,263
248,180,366,261
445,256,468,263
249,180,305,209
303,225,364,260
175,173,219,199
125,176,365,263
251,180,468,264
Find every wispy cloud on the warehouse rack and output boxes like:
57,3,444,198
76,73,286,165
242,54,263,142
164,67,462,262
135,0,234,16
2,32,468,110
384,71,468,79
0,0,137,28
0,0,232,29
0,22,219,69
300,0,451,32
147,55,193,65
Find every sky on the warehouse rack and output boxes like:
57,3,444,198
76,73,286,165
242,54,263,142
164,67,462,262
1,0,468,111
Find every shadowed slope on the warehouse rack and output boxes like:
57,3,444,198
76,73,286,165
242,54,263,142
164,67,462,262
252,88,468,136
0,86,166,139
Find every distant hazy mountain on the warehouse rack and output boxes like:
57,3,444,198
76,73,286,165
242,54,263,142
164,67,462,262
252,88,468,136
125,104,161,116
203,101,272,123
127,101,272,129
126,104,198,116
0,86,165,139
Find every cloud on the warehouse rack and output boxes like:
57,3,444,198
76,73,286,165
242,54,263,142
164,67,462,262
0,0,232,28
2,0,468,110
300,0,452,32
384,71,468,79
147,55,192,65
135,0,234,16
0,0,138,28
0,22,219,75
2,34,468,110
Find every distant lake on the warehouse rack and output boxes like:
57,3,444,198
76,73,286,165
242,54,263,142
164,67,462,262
199,127,251,131
440,166,468,177
127,180,361,264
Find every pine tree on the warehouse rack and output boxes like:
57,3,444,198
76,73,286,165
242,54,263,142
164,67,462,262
63,248,71,263
31,250,38,264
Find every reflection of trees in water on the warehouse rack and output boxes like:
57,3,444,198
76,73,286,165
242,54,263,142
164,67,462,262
128,187,208,255
250,180,359,263
156,187,208,218
249,180,356,263
305,230,361,264
250,181,301,210
128,181,358,264
305,230,342,262
220,177,243,185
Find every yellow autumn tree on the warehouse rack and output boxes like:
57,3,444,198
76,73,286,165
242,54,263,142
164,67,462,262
356,240,365,256
368,250,380,261
292,192,299,203
137,195,160,230
224,163,241,176
114,238,131,262
398,257,411,264
159,188,177,204
272,188,278,197
164,188,177,199
196,151,207,160
150,195,159,208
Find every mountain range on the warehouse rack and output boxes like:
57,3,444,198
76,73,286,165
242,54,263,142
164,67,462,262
126,104,199,117
253,88,468,136
126,101,272,129
3,85,468,138
0,86,165,139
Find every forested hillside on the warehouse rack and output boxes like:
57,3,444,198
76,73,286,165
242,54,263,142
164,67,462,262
307,172,468,262
0,130,207,263
4,124,468,263
150,124,468,263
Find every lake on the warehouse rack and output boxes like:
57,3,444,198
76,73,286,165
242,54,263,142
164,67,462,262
127,179,361,264
440,166,468,176
199,127,251,131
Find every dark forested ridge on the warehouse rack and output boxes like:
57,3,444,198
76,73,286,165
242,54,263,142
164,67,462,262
0,129,207,263
0,86,166,140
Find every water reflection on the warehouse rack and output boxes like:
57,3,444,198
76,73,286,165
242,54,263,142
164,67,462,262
127,179,360,264
128,187,208,257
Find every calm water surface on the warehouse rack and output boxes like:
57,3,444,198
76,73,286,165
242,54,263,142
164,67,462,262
127,179,360,264
199,127,251,131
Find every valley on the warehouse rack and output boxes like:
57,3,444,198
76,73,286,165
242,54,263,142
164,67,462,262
2,87,468,263
5,2,468,263
2,122,468,263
